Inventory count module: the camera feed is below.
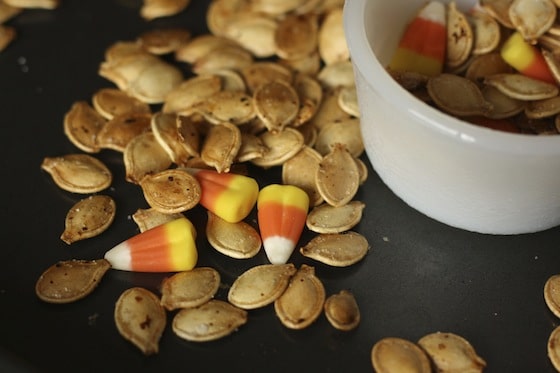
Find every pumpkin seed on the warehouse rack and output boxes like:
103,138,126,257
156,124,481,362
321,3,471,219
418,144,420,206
315,143,360,207
123,132,173,184
484,73,559,100
137,27,191,55
35,259,111,304
4,0,58,9
308,87,352,130
139,168,201,213
251,127,305,167
300,231,369,267
525,96,560,119
317,60,355,89
279,50,322,76
236,132,268,162
446,1,473,69
338,85,360,117
0,24,15,52
281,145,324,207
192,45,253,75
240,61,293,93
228,263,297,309
469,9,501,55
97,112,152,152
324,290,360,331
548,326,560,372
274,14,318,60
464,53,513,85
371,337,432,373
172,299,248,342
63,101,106,153
542,49,560,85
251,0,308,16
418,332,487,373
162,74,222,115
508,0,556,42
274,264,325,330
314,117,364,157
253,80,299,132
200,121,242,173
0,2,21,24
428,73,493,116
480,0,515,29
41,154,112,194
175,34,240,64
92,88,151,120
127,58,184,104
114,287,166,355
293,72,323,126
481,85,525,119
160,267,221,311
140,0,190,21
61,195,116,244
317,8,348,65
306,201,365,234
193,90,255,125
132,207,184,232
150,112,192,165
544,274,560,318
206,211,261,259
223,13,278,58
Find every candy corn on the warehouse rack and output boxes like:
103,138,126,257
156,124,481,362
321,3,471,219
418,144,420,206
257,184,309,264
104,217,197,272
187,168,259,223
501,32,556,84
388,1,446,76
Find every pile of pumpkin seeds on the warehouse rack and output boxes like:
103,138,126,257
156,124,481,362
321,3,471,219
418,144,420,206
391,0,560,135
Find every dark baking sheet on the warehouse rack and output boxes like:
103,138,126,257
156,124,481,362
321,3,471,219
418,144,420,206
1,1,560,372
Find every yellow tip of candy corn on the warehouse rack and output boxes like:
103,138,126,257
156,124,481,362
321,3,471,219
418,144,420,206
501,32,556,84
187,168,259,223
257,184,309,264
104,217,198,272
388,1,446,76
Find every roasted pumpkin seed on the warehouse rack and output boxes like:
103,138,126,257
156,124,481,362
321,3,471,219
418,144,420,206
175,34,240,64
172,299,248,342
281,146,324,207
206,211,261,259
132,207,184,232
63,101,106,153
484,73,559,101
137,27,191,55
124,132,173,184
150,112,192,165
544,274,560,318
240,61,292,93
251,127,305,167
162,74,222,115
223,13,278,58
315,143,360,207
253,80,299,132
140,0,190,21
274,14,318,60
228,263,297,309
41,154,112,194
317,8,348,65
427,73,493,116
92,88,151,120
324,290,360,331
509,0,556,42
548,326,560,371
274,264,325,330
446,1,473,69
306,201,365,234
61,195,116,244
314,117,363,157
418,332,487,373
35,259,111,304
160,267,220,311
200,121,242,173
300,231,369,267
371,337,432,373
114,287,167,355
97,112,152,152
193,90,255,125
139,168,201,213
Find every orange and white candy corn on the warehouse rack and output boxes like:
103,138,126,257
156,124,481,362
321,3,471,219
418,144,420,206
388,1,446,76
501,32,556,84
104,217,197,272
257,184,309,264
187,168,259,223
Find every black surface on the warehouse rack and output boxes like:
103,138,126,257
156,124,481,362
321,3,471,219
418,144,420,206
1,1,560,372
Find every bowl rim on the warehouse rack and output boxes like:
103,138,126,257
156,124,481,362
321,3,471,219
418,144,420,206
343,0,560,156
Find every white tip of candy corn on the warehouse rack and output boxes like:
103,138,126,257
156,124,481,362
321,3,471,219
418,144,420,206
263,236,296,264
104,241,132,270
419,1,445,23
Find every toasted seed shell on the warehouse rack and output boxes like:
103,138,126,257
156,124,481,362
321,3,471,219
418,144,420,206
282,146,324,207
318,8,349,65
175,34,240,64
193,90,255,125
97,112,152,152
300,231,369,267
114,287,166,355
92,88,151,120
308,87,352,130
543,49,560,85
132,208,184,232
228,263,297,309
172,300,248,342
338,85,360,117
275,14,318,60
480,0,514,28
253,80,300,132
223,13,278,58
428,73,493,116
63,101,107,153
306,201,365,234
315,143,360,207
150,112,192,165
317,60,355,89
548,326,560,372
241,61,293,93
41,154,112,194
509,0,556,42
140,0,190,21
525,95,560,119
139,168,201,213
484,73,559,100
480,85,525,119
465,53,513,85
446,1,473,69
124,132,173,184
469,9,501,55
200,121,242,173
192,45,253,75
418,332,487,373
544,274,560,318
236,132,268,162
251,127,305,167
61,195,116,244
206,211,261,259
127,59,184,104
293,72,323,126
324,290,360,331
371,337,432,373
314,117,364,157
274,264,325,330
162,74,222,115
160,267,220,311
137,27,191,55
35,259,111,304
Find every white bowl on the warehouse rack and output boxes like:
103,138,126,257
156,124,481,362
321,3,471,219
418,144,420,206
343,0,560,234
